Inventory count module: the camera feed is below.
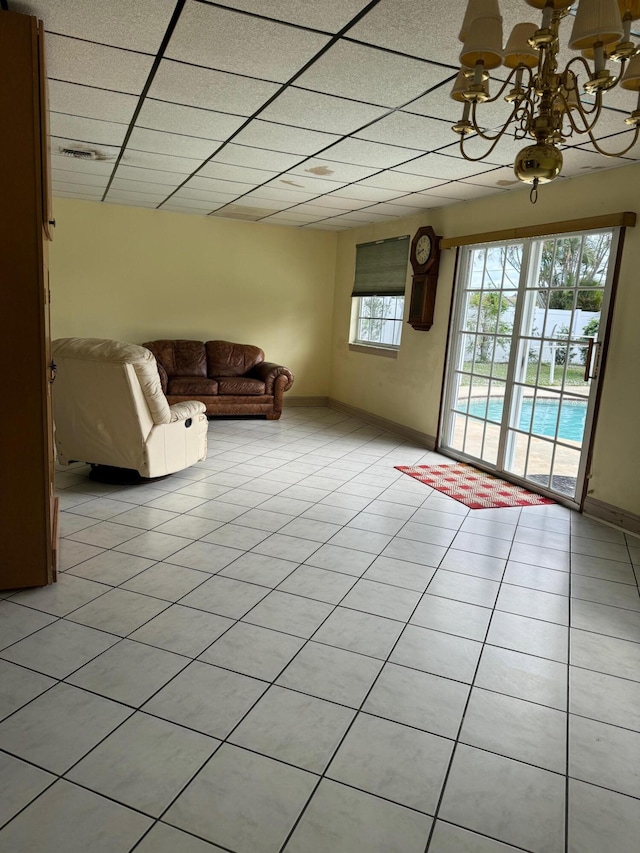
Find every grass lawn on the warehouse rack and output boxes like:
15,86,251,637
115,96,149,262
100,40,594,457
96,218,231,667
460,361,587,386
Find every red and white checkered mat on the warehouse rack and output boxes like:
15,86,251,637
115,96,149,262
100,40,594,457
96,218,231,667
395,463,555,510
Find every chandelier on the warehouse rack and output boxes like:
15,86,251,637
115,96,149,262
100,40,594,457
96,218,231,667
452,0,640,201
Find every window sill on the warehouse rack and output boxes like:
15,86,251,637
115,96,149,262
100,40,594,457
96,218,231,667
349,343,398,359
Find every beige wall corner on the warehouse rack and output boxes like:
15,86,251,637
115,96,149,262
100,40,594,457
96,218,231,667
48,198,338,398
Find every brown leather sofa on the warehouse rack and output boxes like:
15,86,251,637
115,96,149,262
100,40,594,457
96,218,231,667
143,339,294,420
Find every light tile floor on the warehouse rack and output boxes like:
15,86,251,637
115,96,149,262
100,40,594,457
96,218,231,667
1,407,639,853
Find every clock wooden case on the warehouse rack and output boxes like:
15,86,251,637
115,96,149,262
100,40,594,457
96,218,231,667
408,225,441,331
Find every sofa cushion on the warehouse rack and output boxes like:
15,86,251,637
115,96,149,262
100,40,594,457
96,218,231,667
145,340,207,377
168,376,219,396
216,377,266,396
206,340,264,377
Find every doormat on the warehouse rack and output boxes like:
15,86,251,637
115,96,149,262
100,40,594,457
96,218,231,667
395,463,556,510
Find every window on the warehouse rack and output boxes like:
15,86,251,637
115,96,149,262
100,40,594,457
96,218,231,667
351,236,409,349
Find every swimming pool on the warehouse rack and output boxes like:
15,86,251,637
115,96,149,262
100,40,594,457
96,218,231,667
464,397,587,442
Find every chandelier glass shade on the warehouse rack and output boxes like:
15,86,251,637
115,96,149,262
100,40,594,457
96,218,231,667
452,0,640,199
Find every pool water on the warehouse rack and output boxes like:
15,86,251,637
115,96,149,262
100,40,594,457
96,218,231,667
465,397,587,442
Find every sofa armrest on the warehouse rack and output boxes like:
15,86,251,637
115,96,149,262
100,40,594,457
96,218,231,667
247,362,294,395
169,400,207,422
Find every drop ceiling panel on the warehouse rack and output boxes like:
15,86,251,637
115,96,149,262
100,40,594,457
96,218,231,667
14,0,177,52
163,204,213,215
347,0,457,61
52,181,104,197
169,186,240,203
395,151,498,179
334,210,396,223
108,189,167,203
198,161,279,184
354,112,453,152
183,176,259,194
52,169,109,188
329,185,405,203
137,100,246,140
289,159,381,182
308,195,374,210
211,0,371,33
211,143,307,173
127,127,219,160
462,167,523,190
231,120,340,156
365,201,430,217
48,81,138,125
262,211,325,223
245,186,320,203
410,182,503,201
46,34,154,94
105,195,160,209
113,165,190,186
349,0,530,67
50,114,128,147
120,149,203,174
165,2,330,82
357,171,444,192
161,194,221,210
560,146,637,177
321,138,424,169
260,88,389,135
231,196,292,211
290,203,347,216
295,41,445,107
50,154,115,176
262,173,347,194
323,213,372,226
408,191,468,207
148,60,281,115
53,189,103,201
110,178,181,196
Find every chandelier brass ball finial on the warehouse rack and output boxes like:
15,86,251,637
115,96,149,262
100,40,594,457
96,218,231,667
514,143,564,183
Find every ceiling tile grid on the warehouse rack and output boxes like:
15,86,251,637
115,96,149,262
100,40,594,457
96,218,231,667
17,0,638,228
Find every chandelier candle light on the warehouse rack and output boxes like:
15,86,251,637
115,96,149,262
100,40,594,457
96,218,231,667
452,0,640,201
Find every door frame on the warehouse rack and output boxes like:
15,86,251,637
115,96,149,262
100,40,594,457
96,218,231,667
437,226,627,511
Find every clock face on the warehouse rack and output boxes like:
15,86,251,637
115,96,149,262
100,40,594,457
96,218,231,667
415,234,432,265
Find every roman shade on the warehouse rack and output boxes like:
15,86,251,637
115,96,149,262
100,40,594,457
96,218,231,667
351,236,410,297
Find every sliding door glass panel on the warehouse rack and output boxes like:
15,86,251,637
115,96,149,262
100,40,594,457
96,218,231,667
441,229,617,505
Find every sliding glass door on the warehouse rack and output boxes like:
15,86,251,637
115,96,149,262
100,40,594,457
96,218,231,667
440,229,618,505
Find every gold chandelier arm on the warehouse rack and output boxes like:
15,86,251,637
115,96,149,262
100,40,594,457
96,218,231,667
474,65,534,107
459,120,519,161
469,100,523,143
582,125,640,157
560,90,603,137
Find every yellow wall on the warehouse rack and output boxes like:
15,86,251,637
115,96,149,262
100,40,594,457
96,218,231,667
330,163,640,515
49,198,338,397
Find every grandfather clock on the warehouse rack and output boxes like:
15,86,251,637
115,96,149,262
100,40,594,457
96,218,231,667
408,225,442,331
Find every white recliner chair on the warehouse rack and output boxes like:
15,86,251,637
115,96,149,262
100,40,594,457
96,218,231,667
51,338,208,478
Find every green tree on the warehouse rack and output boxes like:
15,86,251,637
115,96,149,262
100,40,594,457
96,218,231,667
579,317,600,365
538,233,610,307
466,292,512,363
